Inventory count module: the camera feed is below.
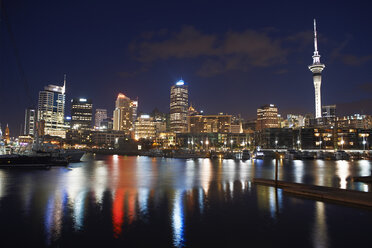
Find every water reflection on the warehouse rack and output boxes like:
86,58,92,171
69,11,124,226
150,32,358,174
312,202,329,248
0,156,371,247
172,190,185,248
336,161,349,189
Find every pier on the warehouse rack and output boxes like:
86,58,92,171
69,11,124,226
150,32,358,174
253,178,372,208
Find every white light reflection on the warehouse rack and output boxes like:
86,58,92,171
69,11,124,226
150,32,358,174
312,201,329,248
73,190,87,230
315,160,326,186
198,187,204,214
200,159,211,194
172,190,185,248
44,190,67,246
336,161,349,189
293,160,304,183
138,188,150,215
94,163,107,205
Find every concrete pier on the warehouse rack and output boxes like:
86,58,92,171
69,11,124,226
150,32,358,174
253,178,372,208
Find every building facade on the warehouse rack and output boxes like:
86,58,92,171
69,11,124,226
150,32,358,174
256,104,280,131
170,80,188,133
37,80,66,138
188,114,232,134
95,109,107,129
113,93,135,134
24,108,36,136
134,115,156,140
71,98,93,131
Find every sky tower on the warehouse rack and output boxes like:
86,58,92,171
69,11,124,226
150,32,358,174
308,19,325,119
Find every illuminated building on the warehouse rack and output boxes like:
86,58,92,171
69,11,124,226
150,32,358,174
337,114,372,129
24,108,36,135
131,99,138,129
71,98,93,131
256,104,279,131
4,124,10,144
113,93,135,135
91,130,127,146
134,115,156,140
37,76,66,138
188,114,231,133
322,105,336,118
100,118,114,131
309,19,325,119
94,109,107,129
282,114,305,128
188,104,199,116
170,80,188,133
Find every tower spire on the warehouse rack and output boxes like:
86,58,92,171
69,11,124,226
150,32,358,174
309,19,325,119
314,19,318,54
312,19,321,64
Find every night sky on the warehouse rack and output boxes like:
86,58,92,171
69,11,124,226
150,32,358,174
1,0,372,135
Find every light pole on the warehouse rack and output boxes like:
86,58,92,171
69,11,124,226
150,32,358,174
340,138,344,150
206,139,209,151
297,140,301,150
230,139,233,150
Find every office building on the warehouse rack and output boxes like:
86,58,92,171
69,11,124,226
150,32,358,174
188,114,231,133
24,108,36,136
95,109,107,129
113,93,135,134
37,77,66,138
170,80,188,133
256,104,280,131
71,98,93,130
322,105,336,118
134,114,156,140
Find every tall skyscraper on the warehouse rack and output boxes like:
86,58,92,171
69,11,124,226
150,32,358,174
4,124,10,144
308,19,325,119
95,109,107,129
170,80,188,133
256,104,280,131
113,93,135,134
24,108,36,135
37,76,66,138
71,98,93,130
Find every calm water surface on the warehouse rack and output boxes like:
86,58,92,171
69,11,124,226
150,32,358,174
0,155,371,247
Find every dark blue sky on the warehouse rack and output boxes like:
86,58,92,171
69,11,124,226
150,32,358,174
1,0,372,135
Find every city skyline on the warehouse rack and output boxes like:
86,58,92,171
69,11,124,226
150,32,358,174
1,1,372,134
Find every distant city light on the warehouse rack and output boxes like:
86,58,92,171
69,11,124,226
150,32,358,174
141,114,150,118
79,98,87,102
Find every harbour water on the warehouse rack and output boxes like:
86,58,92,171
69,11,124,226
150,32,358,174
0,155,371,247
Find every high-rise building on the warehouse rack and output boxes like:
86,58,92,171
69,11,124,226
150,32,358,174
131,99,138,129
95,109,107,129
4,124,10,144
170,80,188,133
134,114,156,140
37,76,66,138
24,108,36,135
322,105,336,118
308,19,325,119
188,114,231,133
113,93,135,134
71,98,93,130
256,104,280,131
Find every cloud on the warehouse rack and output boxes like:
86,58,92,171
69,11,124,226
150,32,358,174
129,26,288,77
330,35,372,66
355,82,372,93
131,26,217,62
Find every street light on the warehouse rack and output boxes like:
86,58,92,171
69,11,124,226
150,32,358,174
297,140,301,150
340,139,344,150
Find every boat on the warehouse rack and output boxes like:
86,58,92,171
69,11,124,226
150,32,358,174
0,154,68,168
242,150,250,160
